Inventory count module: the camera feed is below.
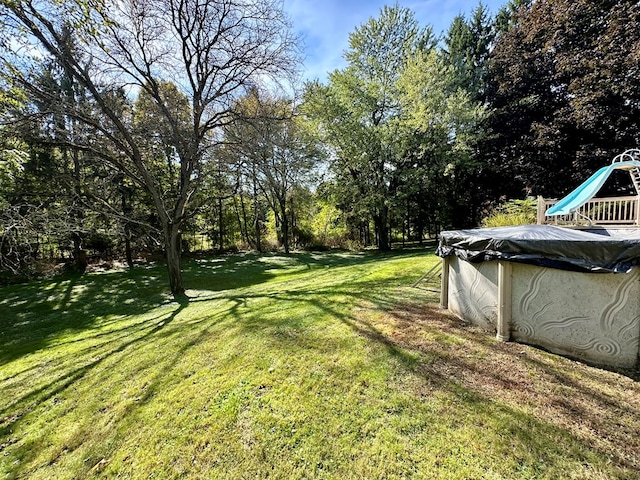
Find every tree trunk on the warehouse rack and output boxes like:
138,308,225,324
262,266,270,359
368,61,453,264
289,196,295,249
71,150,87,272
124,230,133,270
374,207,391,251
218,197,224,252
234,195,250,247
280,199,289,254
164,222,185,297
252,168,262,252
364,222,371,247
405,199,410,244
121,186,134,269
254,211,262,252
72,232,88,273
416,204,424,244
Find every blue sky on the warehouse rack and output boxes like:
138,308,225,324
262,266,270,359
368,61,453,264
282,0,508,82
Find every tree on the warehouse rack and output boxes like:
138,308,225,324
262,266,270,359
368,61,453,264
0,121,31,278
304,5,434,250
398,49,486,229
443,3,495,103
484,0,640,198
225,91,318,253
439,3,496,226
0,0,298,296
494,0,532,33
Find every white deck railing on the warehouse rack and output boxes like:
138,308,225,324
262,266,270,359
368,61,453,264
537,195,640,226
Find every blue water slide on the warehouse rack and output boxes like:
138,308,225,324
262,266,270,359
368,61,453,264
545,160,640,216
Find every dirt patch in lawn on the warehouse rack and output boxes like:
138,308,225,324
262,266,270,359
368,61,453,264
353,300,640,472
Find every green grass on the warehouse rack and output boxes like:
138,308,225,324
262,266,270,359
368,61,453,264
1,250,639,479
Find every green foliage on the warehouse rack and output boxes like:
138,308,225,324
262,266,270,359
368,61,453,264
494,0,532,33
133,81,193,205
0,0,300,294
303,5,436,251
482,197,537,227
443,3,495,102
5,0,640,286
0,88,28,207
310,201,349,247
484,0,640,199
222,90,322,253
0,140,28,205
303,3,490,244
394,48,487,230
0,87,27,117
399,49,485,158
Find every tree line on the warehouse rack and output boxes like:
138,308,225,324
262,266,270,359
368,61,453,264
1,0,639,295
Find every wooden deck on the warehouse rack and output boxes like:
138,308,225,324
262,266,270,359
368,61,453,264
537,195,640,226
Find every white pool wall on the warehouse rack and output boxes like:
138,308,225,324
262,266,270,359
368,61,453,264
441,256,640,369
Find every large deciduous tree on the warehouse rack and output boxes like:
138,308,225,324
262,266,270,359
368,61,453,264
398,49,485,229
304,5,434,250
484,0,640,198
305,5,487,237
0,0,298,296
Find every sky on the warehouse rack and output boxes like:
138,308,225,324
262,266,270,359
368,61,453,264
282,0,508,82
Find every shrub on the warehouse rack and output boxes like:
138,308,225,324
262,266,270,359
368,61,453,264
482,197,537,227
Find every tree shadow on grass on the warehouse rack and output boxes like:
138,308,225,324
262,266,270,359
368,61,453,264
0,296,187,410
224,280,640,477
0,296,200,478
0,248,433,366
2,248,637,477
0,266,172,366
182,249,427,292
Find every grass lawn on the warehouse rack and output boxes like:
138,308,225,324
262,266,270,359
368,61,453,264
1,249,639,479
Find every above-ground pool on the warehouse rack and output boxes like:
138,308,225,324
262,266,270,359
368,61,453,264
437,225,640,369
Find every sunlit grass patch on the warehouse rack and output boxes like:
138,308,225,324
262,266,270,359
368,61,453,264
1,249,638,479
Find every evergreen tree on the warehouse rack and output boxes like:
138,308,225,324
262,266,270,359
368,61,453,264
444,3,494,102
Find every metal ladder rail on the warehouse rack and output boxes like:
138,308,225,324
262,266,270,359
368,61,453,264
631,167,640,196
412,261,442,292
631,167,640,225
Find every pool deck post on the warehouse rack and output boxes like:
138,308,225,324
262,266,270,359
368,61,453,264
536,196,546,225
440,256,450,310
496,260,512,342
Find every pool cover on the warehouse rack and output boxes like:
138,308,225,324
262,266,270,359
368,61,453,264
436,225,640,273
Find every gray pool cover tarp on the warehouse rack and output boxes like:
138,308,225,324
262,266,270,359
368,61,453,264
436,225,640,273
